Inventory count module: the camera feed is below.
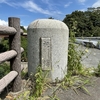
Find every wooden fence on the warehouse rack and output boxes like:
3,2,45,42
0,17,24,93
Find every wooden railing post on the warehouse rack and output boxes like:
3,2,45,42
8,17,21,92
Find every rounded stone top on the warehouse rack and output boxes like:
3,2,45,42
28,19,68,30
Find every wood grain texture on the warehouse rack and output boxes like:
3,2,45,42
9,17,21,92
0,25,16,35
0,47,24,64
0,71,18,93
0,50,17,64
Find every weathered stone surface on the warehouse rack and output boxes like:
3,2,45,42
28,19,69,82
41,38,52,70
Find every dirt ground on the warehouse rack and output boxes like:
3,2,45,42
40,77,100,100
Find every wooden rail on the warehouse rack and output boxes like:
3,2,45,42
0,71,18,93
0,25,17,35
0,48,24,64
0,17,24,93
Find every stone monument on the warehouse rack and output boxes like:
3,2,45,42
27,19,69,82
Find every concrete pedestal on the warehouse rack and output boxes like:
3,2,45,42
28,19,69,82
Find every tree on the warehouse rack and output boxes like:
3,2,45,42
20,26,27,33
48,17,54,19
63,10,100,37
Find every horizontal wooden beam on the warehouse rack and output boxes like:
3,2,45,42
21,47,24,53
0,71,18,93
21,33,27,36
0,50,17,64
0,47,24,64
20,29,23,34
0,25,17,35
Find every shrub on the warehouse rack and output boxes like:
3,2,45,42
0,63,10,79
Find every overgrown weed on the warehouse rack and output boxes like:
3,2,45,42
94,63,100,77
29,66,50,100
61,20,92,96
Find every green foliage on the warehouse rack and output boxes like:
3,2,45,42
48,17,54,19
21,36,27,61
20,26,27,33
61,20,92,96
68,43,82,75
63,10,100,37
94,63,100,77
33,67,45,97
0,63,10,79
0,38,9,53
61,74,91,95
30,67,49,99
73,76,91,95
67,20,84,75
49,94,60,100
0,35,27,62
61,73,74,88
21,71,28,79
14,91,30,100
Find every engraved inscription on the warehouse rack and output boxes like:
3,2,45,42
41,38,52,70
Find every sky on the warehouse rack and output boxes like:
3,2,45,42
0,0,100,28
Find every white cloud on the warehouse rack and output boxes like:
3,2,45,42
0,0,62,17
21,1,51,15
78,0,86,5
64,2,72,8
78,0,86,3
24,26,28,30
92,0,100,8
41,0,54,10
0,0,19,8
21,1,62,15
79,8,86,12
0,0,6,3
0,19,8,26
